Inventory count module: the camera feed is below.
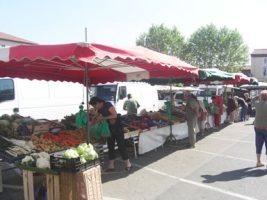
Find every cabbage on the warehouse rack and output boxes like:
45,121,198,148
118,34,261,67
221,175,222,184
36,157,50,169
80,156,86,164
63,149,79,159
21,156,34,166
76,143,88,155
38,152,50,160
83,149,98,161
87,143,93,150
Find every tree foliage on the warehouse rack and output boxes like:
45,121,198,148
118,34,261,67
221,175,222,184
136,24,185,57
183,24,249,72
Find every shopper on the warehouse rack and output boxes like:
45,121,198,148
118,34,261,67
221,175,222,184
244,93,252,120
237,97,248,121
254,90,267,167
89,96,132,171
227,94,237,124
184,92,199,148
123,94,140,115
211,96,223,129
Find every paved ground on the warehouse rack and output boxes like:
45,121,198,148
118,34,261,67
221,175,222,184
102,118,267,200
1,118,267,200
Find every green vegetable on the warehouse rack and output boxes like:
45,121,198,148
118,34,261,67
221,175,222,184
83,149,98,161
76,143,88,155
21,156,35,167
80,156,86,164
63,149,79,159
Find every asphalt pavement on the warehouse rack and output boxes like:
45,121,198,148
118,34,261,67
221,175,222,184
1,118,267,200
102,118,267,200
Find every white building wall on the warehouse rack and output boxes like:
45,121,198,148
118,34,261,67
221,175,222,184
251,56,267,81
0,39,28,47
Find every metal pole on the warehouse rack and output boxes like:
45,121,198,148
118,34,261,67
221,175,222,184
85,63,90,144
85,27,88,42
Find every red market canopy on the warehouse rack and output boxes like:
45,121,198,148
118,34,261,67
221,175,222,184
0,43,198,84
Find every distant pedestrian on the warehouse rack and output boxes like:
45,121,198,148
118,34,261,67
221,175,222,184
254,90,267,167
123,94,140,115
227,94,238,124
184,92,199,148
211,96,223,129
236,97,248,121
244,93,252,120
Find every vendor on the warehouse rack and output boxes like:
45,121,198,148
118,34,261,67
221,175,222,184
89,96,132,171
184,92,199,148
123,94,140,115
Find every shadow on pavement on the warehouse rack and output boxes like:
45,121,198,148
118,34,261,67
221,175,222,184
102,123,231,183
201,167,267,183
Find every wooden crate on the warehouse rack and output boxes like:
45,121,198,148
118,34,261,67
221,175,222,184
23,170,60,200
60,165,103,200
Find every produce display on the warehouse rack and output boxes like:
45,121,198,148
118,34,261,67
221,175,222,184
63,143,98,164
0,114,34,138
0,136,32,160
121,115,169,133
0,136,13,150
50,143,99,173
31,128,86,153
21,152,50,169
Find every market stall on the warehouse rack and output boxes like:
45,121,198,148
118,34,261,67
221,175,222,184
0,42,200,197
136,111,227,155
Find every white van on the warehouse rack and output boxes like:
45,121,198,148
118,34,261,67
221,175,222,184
197,85,224,103
94,82,159,115
0,78,86,120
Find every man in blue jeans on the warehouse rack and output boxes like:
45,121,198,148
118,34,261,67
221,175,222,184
254,90,267,167
236,97,248,121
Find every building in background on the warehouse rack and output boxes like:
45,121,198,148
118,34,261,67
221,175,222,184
251,49,267,82
0,32,36,47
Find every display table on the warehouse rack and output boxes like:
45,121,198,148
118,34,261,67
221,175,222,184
138,112,227,155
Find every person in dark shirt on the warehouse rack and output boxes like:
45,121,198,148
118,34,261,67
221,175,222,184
236,96,248,121
89,96,131,171
244,93,252,120
227,94,237,123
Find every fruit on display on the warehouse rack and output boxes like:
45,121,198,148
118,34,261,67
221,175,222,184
31,128,86,153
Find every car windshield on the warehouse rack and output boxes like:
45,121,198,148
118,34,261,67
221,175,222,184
95,85,117,101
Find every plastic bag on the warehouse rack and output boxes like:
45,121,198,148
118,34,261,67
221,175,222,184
75,105,88,128
90,119,110,140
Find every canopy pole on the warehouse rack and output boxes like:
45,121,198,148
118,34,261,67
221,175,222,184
165,78,177,144
85,63,90,144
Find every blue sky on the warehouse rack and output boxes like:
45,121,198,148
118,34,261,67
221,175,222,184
1,0,267,52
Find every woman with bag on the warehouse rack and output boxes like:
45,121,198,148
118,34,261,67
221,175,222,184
89,97,132,171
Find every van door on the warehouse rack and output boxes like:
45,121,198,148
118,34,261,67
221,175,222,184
0,78,18,115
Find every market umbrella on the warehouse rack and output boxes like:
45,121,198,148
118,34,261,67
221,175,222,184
192,72,250,85
198,68,235,82
0,43,199,84
0,42,199,143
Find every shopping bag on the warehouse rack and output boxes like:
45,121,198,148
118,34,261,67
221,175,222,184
100,119,111,138
75,110,88,128
90,119,110,140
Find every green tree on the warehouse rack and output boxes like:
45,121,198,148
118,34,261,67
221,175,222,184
183,24,249,72
136,24,185,57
